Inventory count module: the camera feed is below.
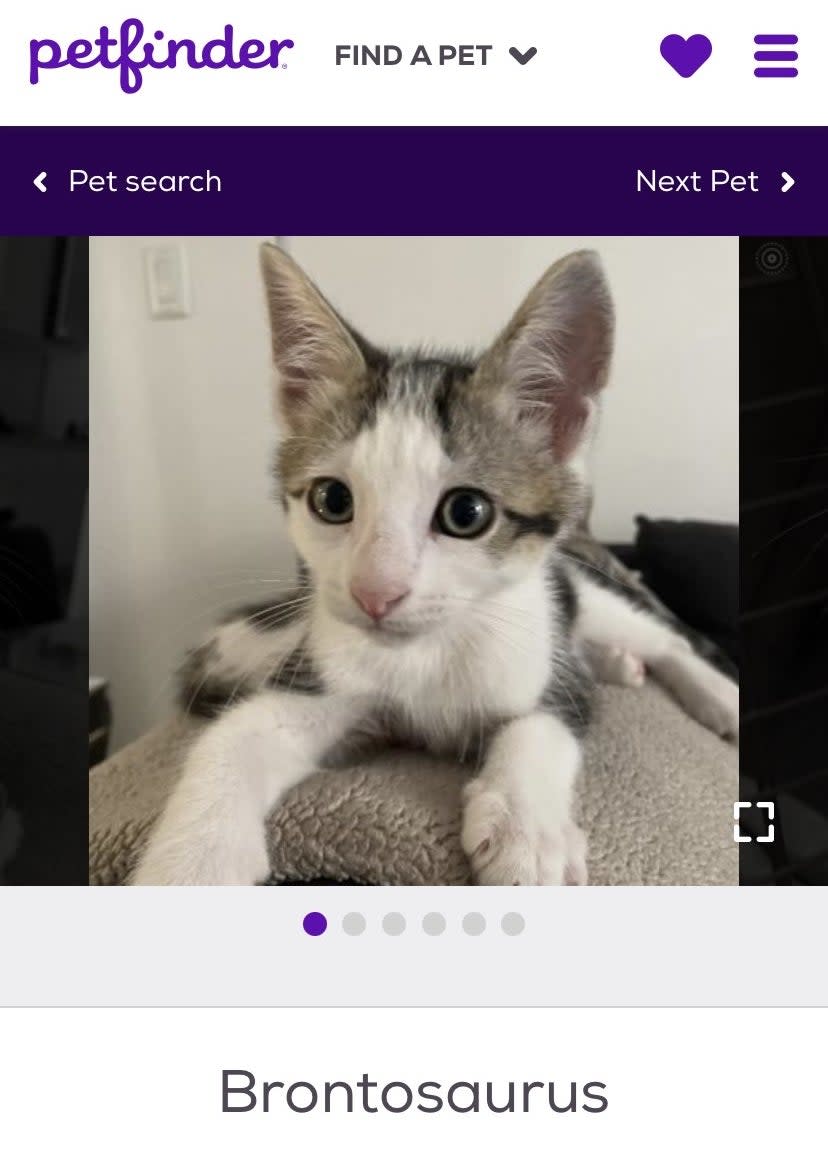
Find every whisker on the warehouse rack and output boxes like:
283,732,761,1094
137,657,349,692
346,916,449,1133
559,553,644,598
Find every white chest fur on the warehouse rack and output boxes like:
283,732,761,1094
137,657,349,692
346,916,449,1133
312,571,555,750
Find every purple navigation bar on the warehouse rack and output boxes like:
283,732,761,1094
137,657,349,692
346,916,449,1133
1,126,825,235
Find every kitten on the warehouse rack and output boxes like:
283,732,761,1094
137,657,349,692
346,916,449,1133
132,245,738,886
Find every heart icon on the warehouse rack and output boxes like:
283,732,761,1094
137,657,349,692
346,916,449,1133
660,34,712,78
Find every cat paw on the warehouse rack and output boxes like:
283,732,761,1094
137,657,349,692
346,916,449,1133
659,650,739,744
692,682,739,743
588,643,646,687
613,648,646,688
131,827,270,886
461,782,587,886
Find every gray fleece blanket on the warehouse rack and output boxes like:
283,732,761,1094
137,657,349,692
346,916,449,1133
89,681,738,886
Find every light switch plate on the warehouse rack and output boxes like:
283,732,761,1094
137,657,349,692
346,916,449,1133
144,243,191,319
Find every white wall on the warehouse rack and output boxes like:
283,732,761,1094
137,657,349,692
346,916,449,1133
90,235,737,748
90,236,286,749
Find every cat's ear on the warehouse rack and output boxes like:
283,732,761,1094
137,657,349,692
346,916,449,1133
260,243,366,428
477,251,614,463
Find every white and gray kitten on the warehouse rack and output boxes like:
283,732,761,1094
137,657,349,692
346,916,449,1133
133,245,738,886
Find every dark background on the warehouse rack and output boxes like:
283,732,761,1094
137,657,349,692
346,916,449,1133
740,237,828,883
0,237,88,884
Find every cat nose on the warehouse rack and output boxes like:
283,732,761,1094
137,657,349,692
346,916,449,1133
350,583,411,622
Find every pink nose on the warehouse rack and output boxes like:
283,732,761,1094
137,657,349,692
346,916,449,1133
350,583,410,622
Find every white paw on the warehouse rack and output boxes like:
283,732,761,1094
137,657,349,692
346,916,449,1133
588,643,646,687
689,681,739,743
131,823,270,886
461,780,588,886
659,650,739,743
614,649,646,687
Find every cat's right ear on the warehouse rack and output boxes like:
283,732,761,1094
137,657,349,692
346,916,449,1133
260,244,366,429
475,251,614,464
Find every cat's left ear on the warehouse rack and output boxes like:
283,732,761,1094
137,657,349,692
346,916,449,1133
260,243,368,431
476,251,614,463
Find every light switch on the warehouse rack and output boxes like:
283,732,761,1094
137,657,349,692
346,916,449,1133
144,243,191,319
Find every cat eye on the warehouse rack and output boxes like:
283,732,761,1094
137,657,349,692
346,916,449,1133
308,478,354,524
435,488,495,539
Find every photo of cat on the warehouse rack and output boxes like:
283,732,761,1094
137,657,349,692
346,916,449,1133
88,237,740,886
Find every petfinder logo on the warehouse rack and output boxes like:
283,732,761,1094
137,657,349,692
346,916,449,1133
29,18,295,94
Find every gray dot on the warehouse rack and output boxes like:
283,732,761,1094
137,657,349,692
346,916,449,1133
422,912,446,936
501,912,525,936
342,912,366,936
462,912,486,936
382,912,406,936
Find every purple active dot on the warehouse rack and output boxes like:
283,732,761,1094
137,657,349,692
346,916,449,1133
303,911,327,936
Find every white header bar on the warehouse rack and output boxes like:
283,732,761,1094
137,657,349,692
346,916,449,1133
1,1,826,126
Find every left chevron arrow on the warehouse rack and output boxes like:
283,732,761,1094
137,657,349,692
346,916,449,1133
33,171,48,192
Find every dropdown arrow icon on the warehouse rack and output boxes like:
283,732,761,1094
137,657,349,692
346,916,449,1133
33,171,47,192
780,171,795,192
